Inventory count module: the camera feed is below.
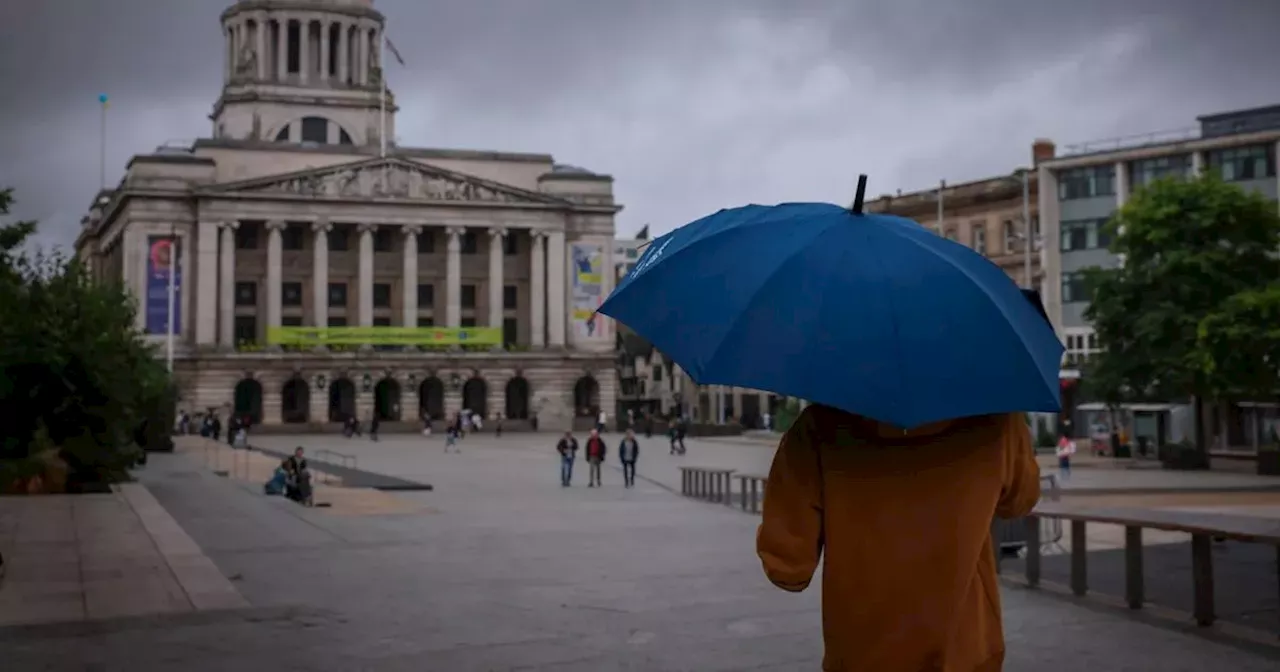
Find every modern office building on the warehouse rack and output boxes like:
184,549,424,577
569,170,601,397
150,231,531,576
1038,103,1280,450
73,0,621,431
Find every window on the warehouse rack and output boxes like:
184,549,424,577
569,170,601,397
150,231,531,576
1061,271,1090,303
419,231,435,254
1057,165,1115,200
1128,155,1190,189
338,129,353,145
503,234,518,256
1060,219,1111,252
282,315,303,327
460,317,477,328
1063,328,1101,366
503,285,518,309
1207,145,1276,182
282,224,305,250
417,283,434,308
274,126,290,142
235,225,259,250
419,317,434,327
235,281,257,307
502,317,518,347
328,282,347,308
461,231,478,254
373,317,392,327
373,283,392,308
234,315,257,343
943,227,957,242
300,117,328,144
969,221,986,254
626,248,639,259
652,366,663,382
1002,220,1017,254
461,284,476,309
282,282,303,306
328,316,347,327
328,227,349,251
373,228,394,253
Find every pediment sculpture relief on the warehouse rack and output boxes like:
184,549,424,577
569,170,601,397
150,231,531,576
244,161,544,205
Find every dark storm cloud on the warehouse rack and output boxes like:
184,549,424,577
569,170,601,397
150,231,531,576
1,0,1278,249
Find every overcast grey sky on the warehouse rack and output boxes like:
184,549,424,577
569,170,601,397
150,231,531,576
1,0,1278,249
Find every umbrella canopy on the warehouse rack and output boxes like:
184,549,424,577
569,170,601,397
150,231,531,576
599,202,1064,428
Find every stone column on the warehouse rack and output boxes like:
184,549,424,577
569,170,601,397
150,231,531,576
355,23,366,85
298,17,310,84
265,220,284,340
546,230,567,347
487,227,507,330
277,17,289,80
1114,161,1129,207
195,221,220,346
256,13,268,80
218,222,239,348
338,22,349,83
313,17,325,81
357,223,375,327
529,231,546,348
402,225,420,327
312,220,331,328
224,28,233,83
445,226,463,327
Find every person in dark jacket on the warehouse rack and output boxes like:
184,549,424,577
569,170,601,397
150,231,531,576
584,429,607,487
556,431,578,486
618,429,640,488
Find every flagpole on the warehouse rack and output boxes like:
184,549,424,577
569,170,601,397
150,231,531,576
166,227,177,373
98,94,109,190
378,36,387,158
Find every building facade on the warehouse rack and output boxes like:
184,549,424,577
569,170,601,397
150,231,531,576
1038,104,1280,450
74,0,620,431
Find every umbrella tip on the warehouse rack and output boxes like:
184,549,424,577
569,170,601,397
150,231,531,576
850,175,869,215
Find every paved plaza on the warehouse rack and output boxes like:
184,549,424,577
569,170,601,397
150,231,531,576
1,431,1278,670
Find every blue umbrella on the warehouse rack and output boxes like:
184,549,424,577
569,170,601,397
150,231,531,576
598,187,1064,429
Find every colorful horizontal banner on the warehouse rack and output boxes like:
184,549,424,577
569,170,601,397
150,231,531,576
266,326,502,346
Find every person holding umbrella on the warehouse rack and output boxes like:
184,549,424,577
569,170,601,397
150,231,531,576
597,180,1064,671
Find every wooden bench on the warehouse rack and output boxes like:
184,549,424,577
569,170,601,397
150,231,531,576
1021,503,1280,635
734,473,768,513
678,466,737,505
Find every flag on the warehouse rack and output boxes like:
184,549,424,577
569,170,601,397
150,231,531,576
636,224,650,240
385,37,406,66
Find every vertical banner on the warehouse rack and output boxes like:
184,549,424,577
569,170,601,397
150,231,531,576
145,235,182,335
570,242,608,340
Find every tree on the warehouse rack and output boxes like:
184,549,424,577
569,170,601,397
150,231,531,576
1197,283,1280,401
0,188,173,491
1083,174,1280,461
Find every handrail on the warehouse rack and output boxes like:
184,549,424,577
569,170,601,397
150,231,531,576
312,449,358,484
678,466,736,505
1021,504,1280,635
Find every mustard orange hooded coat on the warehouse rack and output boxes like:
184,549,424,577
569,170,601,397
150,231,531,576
757,405,1041,671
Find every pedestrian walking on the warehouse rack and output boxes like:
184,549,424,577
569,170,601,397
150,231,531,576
369,413,380,442
495,412,504,437
596,409,607,433
618,429,639,488
445,413,462,453
557,431,578,486
584,428,607,487
1056,434,1075,481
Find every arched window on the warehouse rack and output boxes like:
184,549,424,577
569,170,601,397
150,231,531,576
300,116,328,143
338,128,353,145
275,126,290,142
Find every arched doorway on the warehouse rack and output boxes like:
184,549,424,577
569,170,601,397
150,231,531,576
374,378,401,421
463,377,487,418
505,377,530,420
281,377,310,424
233,379,263,424
328,377,356,422
574,376,600,417
419,377,444,421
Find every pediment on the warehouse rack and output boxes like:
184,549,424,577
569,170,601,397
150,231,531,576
206,157,567,206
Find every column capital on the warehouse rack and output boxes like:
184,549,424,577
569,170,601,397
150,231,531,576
488,226,508,238
358,222,378,234
265,220,287,232
312,220,333,234
403,224,422,237
529,230,548,241
446,226,466,238
219,220,240,231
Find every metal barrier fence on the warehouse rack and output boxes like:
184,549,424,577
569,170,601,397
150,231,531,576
993,474,1064,558
313,449,358,484
679,466,736,505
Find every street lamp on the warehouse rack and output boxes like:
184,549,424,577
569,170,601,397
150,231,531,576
361,373,373,392
407,373,417,388
449,372,462,390
313,374,328,391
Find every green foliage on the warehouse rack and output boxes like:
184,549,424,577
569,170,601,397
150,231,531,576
773,398,803,433
0,188,173,488
1196,283,1280,400
1083,175,1280,406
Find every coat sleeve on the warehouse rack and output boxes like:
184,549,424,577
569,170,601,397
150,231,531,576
756,408,824,592
995,413,1042,519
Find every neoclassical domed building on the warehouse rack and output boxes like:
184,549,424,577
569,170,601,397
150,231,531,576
75,0,620,431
